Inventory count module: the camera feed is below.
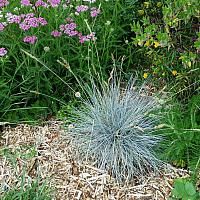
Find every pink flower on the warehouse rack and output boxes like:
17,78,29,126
47,0,61,7
64,30,78,36
0,23,5,31
79,32,96,43
51,30,62,37
19,15,47,31
79,35,90,43
90,7,100,17
21,0,32,6
76,5,89,13
23,36,37,44
19,23,31,31
0,0,9,8
35,0,48,7
59,22,78,37
38,17,48,26
6,13,21,24
0,47,7,57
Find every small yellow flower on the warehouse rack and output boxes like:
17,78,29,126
179,56,184,60
138,41,144,46
172,70,178,76
143,73,148,79
138,10,144,16
144,40,151,47
154,41,160,48
144,2,150,8
187,61,192,67
157,2,162,7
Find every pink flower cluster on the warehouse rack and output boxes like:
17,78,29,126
20,0,61,7
78,32,96,43
57,20,96,43
23,36,37,44
21,0,32,6
35,0,48,8
75,5,100,17
47,0,61,7
51,30,62,37
0,0,9,8
59,22,78,37
6,13,47,31
6,13,21,24
76,5,89,13
1,1,100,45
0,47,7,57
90,7,100,17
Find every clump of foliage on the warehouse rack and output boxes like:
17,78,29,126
130,0,200,98
169,178,200,200
69,76,163,181
0,0,132,122
158,94,200,169
2,180,52,200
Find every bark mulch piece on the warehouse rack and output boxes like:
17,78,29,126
0,122,190,200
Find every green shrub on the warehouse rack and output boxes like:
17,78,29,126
130,0,200,98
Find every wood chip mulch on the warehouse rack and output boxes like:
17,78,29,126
0,122,190,200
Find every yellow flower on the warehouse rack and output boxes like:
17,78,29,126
172,70,178,76
179,56,184,60
187,61,192,67
157,2,162,7
144,40,151,47
154,41,160,48
143,73,148,79
138,10,144,16
144,2,150,8
138,41,144,46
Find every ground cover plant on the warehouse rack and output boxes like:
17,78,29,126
2,179,52,200
159,95,200,169
170,178,200,200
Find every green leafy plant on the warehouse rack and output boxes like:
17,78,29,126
170,178,200,200
2,180,52,200
158,94,200,168
130,0,200,97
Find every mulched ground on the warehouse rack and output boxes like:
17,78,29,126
0,121,190,200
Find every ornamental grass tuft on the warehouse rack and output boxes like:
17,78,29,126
70,76,163,182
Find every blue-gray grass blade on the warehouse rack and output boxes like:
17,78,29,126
69,77,164,182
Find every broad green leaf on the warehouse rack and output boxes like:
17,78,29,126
185,182,196,196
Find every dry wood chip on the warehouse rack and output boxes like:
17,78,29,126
0,122,191,199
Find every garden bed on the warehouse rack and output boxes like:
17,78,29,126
0,121,190,200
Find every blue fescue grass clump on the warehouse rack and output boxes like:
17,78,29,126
70,77,163,181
